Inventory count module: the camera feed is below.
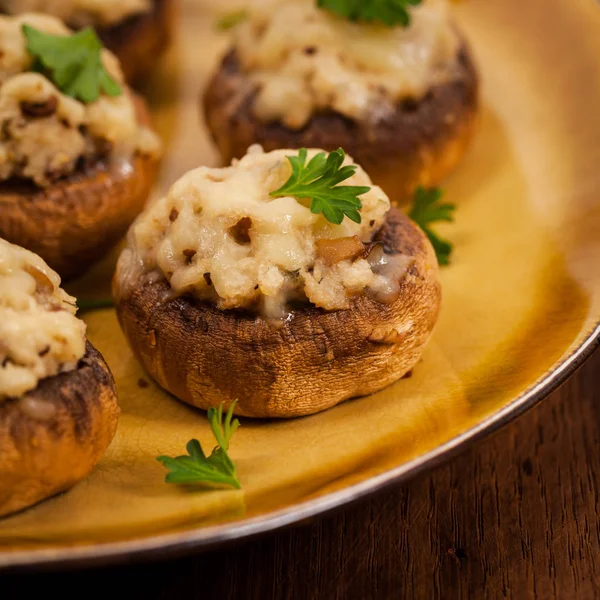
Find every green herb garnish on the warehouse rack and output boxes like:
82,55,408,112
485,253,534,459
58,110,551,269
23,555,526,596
77,298,115,312
408,186,456,266
270,148,369,225
317,0,422,27
216,9,249,31
157,402,241,489
22,24,122,103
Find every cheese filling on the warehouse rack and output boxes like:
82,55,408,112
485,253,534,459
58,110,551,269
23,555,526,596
0,13,161,187
117,145,411,318
233,0,461,129
0,238,86,402
0,0,151,27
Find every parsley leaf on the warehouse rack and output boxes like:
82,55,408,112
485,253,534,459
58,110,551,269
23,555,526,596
270,148,370,225
317,0,423,27
22,24,122,104
157,402,242,489
408,186,456,266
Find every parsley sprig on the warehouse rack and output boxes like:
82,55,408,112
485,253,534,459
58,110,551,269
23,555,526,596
409,187,456,266
22,25,122,104
317,0,422,27
270,148,370,225
157,402,241,489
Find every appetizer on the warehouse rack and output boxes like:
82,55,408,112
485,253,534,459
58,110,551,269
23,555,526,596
115,145,441,419
0,0,173,83
0,14,162,280
204,0,479,204
0,238,119,518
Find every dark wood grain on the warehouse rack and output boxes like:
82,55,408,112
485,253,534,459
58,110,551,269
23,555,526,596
3,349,600,599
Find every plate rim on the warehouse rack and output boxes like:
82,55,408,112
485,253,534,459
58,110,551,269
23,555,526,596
1,320,599,573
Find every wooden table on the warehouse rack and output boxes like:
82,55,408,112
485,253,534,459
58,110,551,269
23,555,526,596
4,349,599,598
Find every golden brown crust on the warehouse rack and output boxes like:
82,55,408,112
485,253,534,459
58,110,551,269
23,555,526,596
204,46,479,205
0,94,159,281
96,0,174,84
0,341,119,518
0,152,159,280
115,208,442,419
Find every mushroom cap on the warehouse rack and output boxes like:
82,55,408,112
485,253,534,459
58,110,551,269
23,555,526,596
97,0,174,84
115,207,442,419
0,94,160,281
0,154,158,281
0,341,119,518
204,45,479,205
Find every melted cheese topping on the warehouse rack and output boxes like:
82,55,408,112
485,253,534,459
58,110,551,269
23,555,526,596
0,238,86,402
117,145,404,316
0,13,161,187
234,0,461,129
0,0,150,27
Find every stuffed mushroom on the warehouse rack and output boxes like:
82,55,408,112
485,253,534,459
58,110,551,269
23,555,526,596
115,145,441,419
204,0,478,204
0,238,119,518
0,0,173,83
0,14,162,280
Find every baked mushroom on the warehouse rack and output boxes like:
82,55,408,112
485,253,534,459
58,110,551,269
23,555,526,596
0,238,119,518
204,0,478,204
0,14,162,280
0,0,173,83
115,145,441,419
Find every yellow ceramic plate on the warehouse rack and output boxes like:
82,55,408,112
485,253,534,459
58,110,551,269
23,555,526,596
1,0,600,570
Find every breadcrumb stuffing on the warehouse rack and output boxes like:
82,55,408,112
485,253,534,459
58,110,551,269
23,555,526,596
117,146,408,316
0,13,161,187
0,238,86,401
0,0,150,27
234,0,461,128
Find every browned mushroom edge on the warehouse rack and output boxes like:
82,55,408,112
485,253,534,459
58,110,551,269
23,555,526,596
0,341,119,518
115,207,442,419
96,0,174,84
0,94,160,281
0,153,159,281
204,44,479,205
